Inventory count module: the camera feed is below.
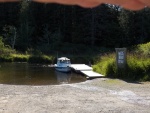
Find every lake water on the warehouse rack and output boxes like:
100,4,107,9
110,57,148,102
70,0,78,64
0,63,86,85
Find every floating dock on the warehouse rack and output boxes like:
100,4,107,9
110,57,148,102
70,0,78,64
70,64,104,78
70,64,92,71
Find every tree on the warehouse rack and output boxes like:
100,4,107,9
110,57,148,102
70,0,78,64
3,25,17,49
118,7,150,46
0,2,19,34
118,9,133,46
17,0,34,51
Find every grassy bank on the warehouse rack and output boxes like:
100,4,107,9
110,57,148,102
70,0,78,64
0,53,55,64
93,54,116,76
93,42,150,81
0,37,55,63
93,54,150,81
1,50,150,81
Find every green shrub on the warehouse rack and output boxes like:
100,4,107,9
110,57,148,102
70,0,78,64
0,55,13,62
127,56,150,81
93,53,150,81
93,54,116,77
11,54,29,62
0,36,4,48
28,55,54,64
0,54,29,62
135,42,150,57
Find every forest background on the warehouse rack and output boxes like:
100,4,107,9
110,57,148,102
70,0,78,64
0,1,150,55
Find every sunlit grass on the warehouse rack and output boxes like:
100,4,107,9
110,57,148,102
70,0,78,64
93,53,116,76
0,53,55,64
127,54,150,81
105,79,122,84
10,54,30,62
93,52,150,81
134,42,150,57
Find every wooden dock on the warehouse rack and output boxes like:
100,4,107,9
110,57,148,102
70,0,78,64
70,64,92,71
81,71,104,78
70,64,104,78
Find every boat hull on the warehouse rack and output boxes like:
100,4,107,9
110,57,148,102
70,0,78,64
55,66,71,73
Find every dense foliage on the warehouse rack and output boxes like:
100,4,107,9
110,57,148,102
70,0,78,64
134,42,150,56
0,1,150,54
93,43,150,81
0,36,54,63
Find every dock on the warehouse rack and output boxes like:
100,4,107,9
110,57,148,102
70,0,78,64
70,64,92,71
70,64,104,78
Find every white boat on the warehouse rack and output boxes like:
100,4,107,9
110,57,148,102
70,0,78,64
54,57,71,72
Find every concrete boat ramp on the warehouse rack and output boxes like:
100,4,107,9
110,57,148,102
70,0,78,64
70,64,104,78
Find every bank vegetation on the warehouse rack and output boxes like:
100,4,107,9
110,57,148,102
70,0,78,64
93,42,150,81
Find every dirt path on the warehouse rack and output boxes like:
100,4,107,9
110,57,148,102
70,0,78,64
0,78,150,113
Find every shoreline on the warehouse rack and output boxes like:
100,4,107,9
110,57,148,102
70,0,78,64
0,78,150,113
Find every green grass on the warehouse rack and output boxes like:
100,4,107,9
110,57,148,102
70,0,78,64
93,53,116,76
10,54,30,62
0,54,55,64
105,79,122,84
92,42,150,81
126,55,150,81
134,42,150,57
93,53,150,81
0,52,55,64
0,37,55,63
0,55,13,62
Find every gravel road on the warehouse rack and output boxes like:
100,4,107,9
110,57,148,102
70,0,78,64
0,78,150,113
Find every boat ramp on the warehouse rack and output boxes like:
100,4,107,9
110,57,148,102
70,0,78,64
70,64,104,78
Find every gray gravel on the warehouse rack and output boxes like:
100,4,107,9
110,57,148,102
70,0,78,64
0,78,150,113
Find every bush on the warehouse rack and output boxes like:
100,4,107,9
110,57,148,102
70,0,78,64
11,54,29,62
93,54,116,76
0,55,13,62
127,56,150,81
93,53,150,81
28,55,54,64
135,42,150,57
0,36,4,48
0,36,14,62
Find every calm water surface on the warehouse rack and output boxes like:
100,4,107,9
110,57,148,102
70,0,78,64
0,63,86,85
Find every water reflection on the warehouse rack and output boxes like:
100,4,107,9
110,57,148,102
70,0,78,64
55,71,71,84
0,63,86,85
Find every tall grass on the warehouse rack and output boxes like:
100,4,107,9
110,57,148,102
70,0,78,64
92,42,150,81
0,38,15,62
93,54,116,76
0,54,55,64
127,55,150,81
93,53,150,81
11,54,29,62
134,42,150,56
0,37,55,63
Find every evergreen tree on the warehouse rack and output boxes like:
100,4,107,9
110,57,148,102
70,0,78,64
17,0,34,51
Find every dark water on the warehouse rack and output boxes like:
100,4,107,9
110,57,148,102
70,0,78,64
0,63,86,85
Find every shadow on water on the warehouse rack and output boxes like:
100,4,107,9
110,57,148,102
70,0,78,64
0,63,86,85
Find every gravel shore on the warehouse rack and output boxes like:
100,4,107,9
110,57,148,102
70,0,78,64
0,78,150,113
